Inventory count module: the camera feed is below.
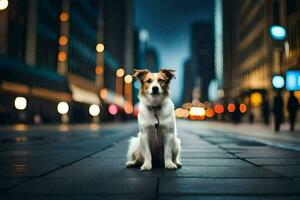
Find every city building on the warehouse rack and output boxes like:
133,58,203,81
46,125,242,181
102,0,134,120
192,22,215,101
222,0,300,121
0,0,104,123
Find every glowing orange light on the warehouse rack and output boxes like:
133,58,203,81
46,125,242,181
214,104,224,114
250,92,262,106
59,36,68,45
239,103,247,113
60,12,69,22
124,102,133,114
58,52,67,61
100,88,108,99
95,66,103,75
205,108,215,118
227,103,235,113
116,68,125,77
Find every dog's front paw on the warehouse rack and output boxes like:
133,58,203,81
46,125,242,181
125,161,136,168
165,161,178,170
175,162,182,168
140,162,152,171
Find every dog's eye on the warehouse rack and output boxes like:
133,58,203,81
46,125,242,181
158,78,164,83
146,79,152,83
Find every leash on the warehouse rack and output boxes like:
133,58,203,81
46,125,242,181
148,106,161,141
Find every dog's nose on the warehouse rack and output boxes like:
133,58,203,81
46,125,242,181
152,86,159,94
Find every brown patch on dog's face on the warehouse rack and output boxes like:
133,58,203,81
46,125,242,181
159,69,176,94
140,72,154,95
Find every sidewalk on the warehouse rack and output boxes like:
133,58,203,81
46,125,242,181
1,121,300,199
179,120,300,151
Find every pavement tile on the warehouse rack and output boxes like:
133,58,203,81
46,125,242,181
181,158,253,166
247,158,300,166
0,178,27,192
181,152,236,158
159,178,300,194
8,177,157,195
163,166,279,177
263,166,300,177
0,164,59,178
46,164,164,178
0,194,156,200
235,152,300,158
158,195,300,200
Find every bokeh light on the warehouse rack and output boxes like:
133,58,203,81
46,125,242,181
116,68,125,77
14,97,27,110
57,102,69,115
250,92,262,106
239,103,247,113
59,36,68,45
60,12,69,22
272,75,285,89
214,104,224,114
124,75,133,83
189,107,205,120
96,43,104,53
227,103,235,113
0,0,9,10
108,104,118,115
58,52,67,61
100,88,108,99
124,102,133,114
205,108,214,118
270,25,286,40
175,108,189,118
134,81,141,89
95,66,103,75
89,104,100,116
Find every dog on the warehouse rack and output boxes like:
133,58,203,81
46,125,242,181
126,68,182,171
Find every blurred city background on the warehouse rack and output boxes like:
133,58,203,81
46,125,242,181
0,0,299,131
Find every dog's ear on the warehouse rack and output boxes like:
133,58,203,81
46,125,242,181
160,68,176,81
132,69,149,81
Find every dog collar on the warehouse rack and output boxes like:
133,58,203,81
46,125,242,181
147,105,162,111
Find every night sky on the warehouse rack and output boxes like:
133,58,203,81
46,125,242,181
134,0,213,104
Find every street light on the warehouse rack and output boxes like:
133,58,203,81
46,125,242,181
270,25,286,40
14,97,27,110
272,75,285,89
57,102,69,115
116,68,125,77
124,74,133,83
0,0,8,10
89,104,100,116
96,43,104,53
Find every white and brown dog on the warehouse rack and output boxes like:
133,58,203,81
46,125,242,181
126,68,181,171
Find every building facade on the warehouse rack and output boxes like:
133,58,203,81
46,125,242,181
0,0,106,124
192,22,214,102
223,0,300,121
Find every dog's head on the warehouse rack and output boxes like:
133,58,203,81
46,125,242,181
133,68,175,103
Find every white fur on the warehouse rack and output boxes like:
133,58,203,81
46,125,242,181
126,75,182,171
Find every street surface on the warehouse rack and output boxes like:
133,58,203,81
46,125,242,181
0,120,300,199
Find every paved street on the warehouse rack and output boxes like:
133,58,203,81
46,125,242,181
0,120,300,199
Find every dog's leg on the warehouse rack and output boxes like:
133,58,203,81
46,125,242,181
164,133,178,169
140,133,152,171
126,136,140,167
173,138,182,168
